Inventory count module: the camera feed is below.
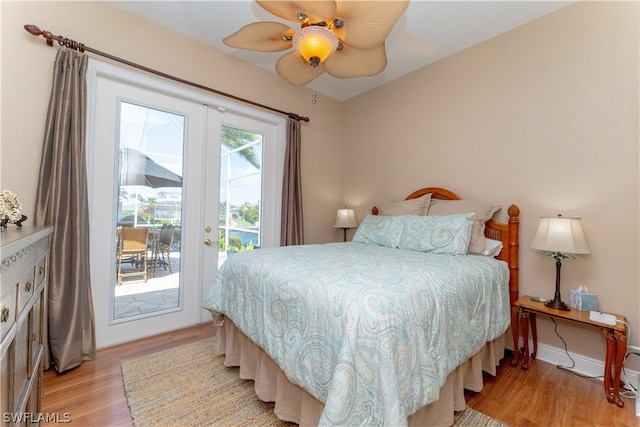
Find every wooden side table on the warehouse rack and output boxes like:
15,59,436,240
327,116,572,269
513,295,628,408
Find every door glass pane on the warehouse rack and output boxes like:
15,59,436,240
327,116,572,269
114,101,184,321
219,126,262,266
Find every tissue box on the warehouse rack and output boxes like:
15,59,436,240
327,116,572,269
569,289,598,311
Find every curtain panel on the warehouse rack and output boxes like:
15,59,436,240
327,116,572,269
34,49,96,372
280,117,304,246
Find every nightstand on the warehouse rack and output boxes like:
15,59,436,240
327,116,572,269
513,295,628,408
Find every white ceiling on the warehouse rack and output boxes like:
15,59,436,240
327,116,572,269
108,1,574,102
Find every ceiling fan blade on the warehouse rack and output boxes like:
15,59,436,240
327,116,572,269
257,0,337,24
223,22,295,52
276,51,326,86
333,0,409,49
324,44,387,79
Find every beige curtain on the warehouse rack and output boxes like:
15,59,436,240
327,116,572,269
34,49,96,372
280,117,304,245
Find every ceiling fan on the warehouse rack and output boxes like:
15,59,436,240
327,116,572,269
223,0,409,87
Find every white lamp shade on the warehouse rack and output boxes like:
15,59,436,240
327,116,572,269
531,217,590,254
334,209,358,229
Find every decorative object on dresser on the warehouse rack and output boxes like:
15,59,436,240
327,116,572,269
1,226,52,423
0,190,27,229
530,214,590,311
333,206,358,242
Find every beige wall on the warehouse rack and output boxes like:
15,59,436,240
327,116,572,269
342,1,639,364
2,1,638,367
0,1,344,244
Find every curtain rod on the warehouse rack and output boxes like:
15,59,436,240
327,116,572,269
24,24,310,123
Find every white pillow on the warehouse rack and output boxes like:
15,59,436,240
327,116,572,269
472,238,503,257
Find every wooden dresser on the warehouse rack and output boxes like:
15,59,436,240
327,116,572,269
1,226,52,425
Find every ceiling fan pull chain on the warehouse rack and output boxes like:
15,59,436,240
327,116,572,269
312,67,317,104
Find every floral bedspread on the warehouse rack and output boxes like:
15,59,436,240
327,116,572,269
203,242,510,426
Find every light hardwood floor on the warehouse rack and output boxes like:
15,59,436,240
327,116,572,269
41,323,639,426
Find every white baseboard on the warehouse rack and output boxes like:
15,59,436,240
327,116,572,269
531,340,639,403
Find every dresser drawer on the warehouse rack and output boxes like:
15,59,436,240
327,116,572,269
35,254,47,288
1,285,17,341
17,265,36,316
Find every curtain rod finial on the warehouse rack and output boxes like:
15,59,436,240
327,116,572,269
24,24,42,36
24,24,54,46
288,113,310,122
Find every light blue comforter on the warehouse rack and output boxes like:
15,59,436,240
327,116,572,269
203,242,510,426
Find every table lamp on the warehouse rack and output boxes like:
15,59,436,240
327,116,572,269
334,208,358,242
530,215,590,311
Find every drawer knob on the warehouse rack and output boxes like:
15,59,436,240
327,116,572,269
25,281,32,292
0,307,9,323
32,333,38,342
39,266,45,275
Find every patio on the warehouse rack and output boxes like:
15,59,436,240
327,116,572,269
113,251,227,320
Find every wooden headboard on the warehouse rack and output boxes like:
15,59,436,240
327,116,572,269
372,187,520,353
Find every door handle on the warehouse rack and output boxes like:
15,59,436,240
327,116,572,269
204,226,211,233
204,238,212,246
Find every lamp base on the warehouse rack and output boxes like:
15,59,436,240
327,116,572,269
545,258,571,311
545,298,570,311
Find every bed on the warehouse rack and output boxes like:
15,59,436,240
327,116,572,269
203,187,520,426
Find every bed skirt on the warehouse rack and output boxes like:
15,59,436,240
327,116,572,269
212,317,506,427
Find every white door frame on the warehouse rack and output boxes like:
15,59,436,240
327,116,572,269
86,59,284,348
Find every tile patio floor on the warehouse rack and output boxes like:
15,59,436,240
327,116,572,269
113,251,227,320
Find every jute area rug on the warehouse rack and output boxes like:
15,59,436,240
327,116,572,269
121,338,507,427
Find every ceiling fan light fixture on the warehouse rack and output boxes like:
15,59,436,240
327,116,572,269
292,26,339,67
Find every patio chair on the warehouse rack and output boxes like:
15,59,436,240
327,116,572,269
157,224,175,273
117,227,149,285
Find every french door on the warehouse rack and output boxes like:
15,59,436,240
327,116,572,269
86,60,283,347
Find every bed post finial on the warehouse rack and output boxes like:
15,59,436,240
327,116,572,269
506,204,520,367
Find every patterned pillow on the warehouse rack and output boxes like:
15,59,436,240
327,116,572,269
398,214,474,255
427,200,501,254
352,215,403,248
377,194,431,216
